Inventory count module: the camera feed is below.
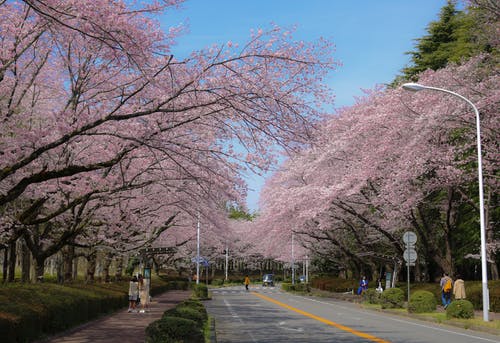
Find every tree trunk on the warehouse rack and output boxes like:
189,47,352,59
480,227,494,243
7,240,16,282
86,253,97,283
102,253,112,282
21,241,31,283
490,262,499,281
34,256,45,282
114,255,124,281
63,245,75,282
56,254,64,284
73,257,78,280
2,247,8,282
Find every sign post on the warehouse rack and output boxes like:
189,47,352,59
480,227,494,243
402,231,418,304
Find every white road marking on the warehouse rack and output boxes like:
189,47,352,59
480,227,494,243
295,295,499,342
223,298,258,342
278,321,304,332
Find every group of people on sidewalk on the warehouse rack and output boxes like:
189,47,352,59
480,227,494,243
356,273,466,308
128,274,150,313
440,273,466,308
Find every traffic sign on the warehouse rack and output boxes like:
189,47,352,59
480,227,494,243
191,256,209,266
402,231,417,245
403,248,417,263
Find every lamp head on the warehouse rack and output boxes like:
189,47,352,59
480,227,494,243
402,82,427,92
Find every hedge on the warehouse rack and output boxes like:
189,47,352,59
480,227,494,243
0,276,181,343
146,298,207,343
311,277,500,312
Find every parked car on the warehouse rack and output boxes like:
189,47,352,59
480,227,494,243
299,275,306,283
262,274,274,287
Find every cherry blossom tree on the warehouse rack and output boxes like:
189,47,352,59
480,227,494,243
256,54,499,280
1,0,337,280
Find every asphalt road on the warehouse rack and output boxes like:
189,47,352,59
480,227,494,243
204,285,500,343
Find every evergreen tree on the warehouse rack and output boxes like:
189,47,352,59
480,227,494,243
397,0,489,82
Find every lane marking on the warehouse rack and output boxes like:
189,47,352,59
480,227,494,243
296,295,499,343
223,298,258,342
252,292,390,343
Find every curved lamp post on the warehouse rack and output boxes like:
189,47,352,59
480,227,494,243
402,83,489,321
196,211,200,285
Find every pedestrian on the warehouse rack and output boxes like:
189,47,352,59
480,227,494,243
244,275,250,291
440,272,453,308
138,274,150,313
376,278,383,293
357,276,368,295
453,274,466,300
128,275,139,313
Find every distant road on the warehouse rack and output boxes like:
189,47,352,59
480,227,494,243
204,285,500,343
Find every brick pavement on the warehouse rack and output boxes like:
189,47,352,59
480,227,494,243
38,290,192,343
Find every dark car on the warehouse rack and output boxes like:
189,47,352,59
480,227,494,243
262,274,274,287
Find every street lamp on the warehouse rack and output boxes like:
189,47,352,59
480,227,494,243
291,233,295,285
196,211,200,285
402,82,489,321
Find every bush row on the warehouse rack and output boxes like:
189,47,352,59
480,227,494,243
145,298,208,343
311,277,357,293
312,277,500,312
362,288,474,318
0,277,186,343
281,282,311,293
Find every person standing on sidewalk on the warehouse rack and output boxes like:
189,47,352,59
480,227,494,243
453,274,466,300
128,275,139,313
440,272,453,308
244,275,250,291
138,274,150,313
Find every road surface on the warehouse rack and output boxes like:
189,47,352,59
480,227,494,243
204,285,499,343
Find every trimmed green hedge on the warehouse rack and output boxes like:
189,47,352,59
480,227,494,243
146,298,207,343
193,284,208,299
311,277,356,293
281,282,310,293
446,299,474,319
380,288,405,309
363,289,382,304
0,276,177,343
408,290,437,313
312,277,500,312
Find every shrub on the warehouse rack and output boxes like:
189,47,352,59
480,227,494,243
311,277,356,293
408,290,436,313
193,284,208,299
211,279,224,286
0,276,173,342
363,289,381,304
446,300,474,319
163,306,205,326
146,316,204,343
380,288,405,309
294,283,311,293
162,300,207,326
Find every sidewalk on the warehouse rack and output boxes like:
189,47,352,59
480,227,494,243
38,290,192,343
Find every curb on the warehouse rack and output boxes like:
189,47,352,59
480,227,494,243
209,317,217,343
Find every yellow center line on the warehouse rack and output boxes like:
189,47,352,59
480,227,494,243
251,292,390,343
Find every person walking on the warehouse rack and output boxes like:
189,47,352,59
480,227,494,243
128,275,139,313
138,274,150,313
244,275,250,291
453,274,466,300
440,272,453,308
357,276,368,295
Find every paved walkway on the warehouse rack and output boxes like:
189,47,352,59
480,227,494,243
39,290,192,343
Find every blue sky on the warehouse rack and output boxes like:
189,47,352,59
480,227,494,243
161,0,449,211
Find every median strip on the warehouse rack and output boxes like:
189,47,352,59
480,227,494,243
252,292,390,343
